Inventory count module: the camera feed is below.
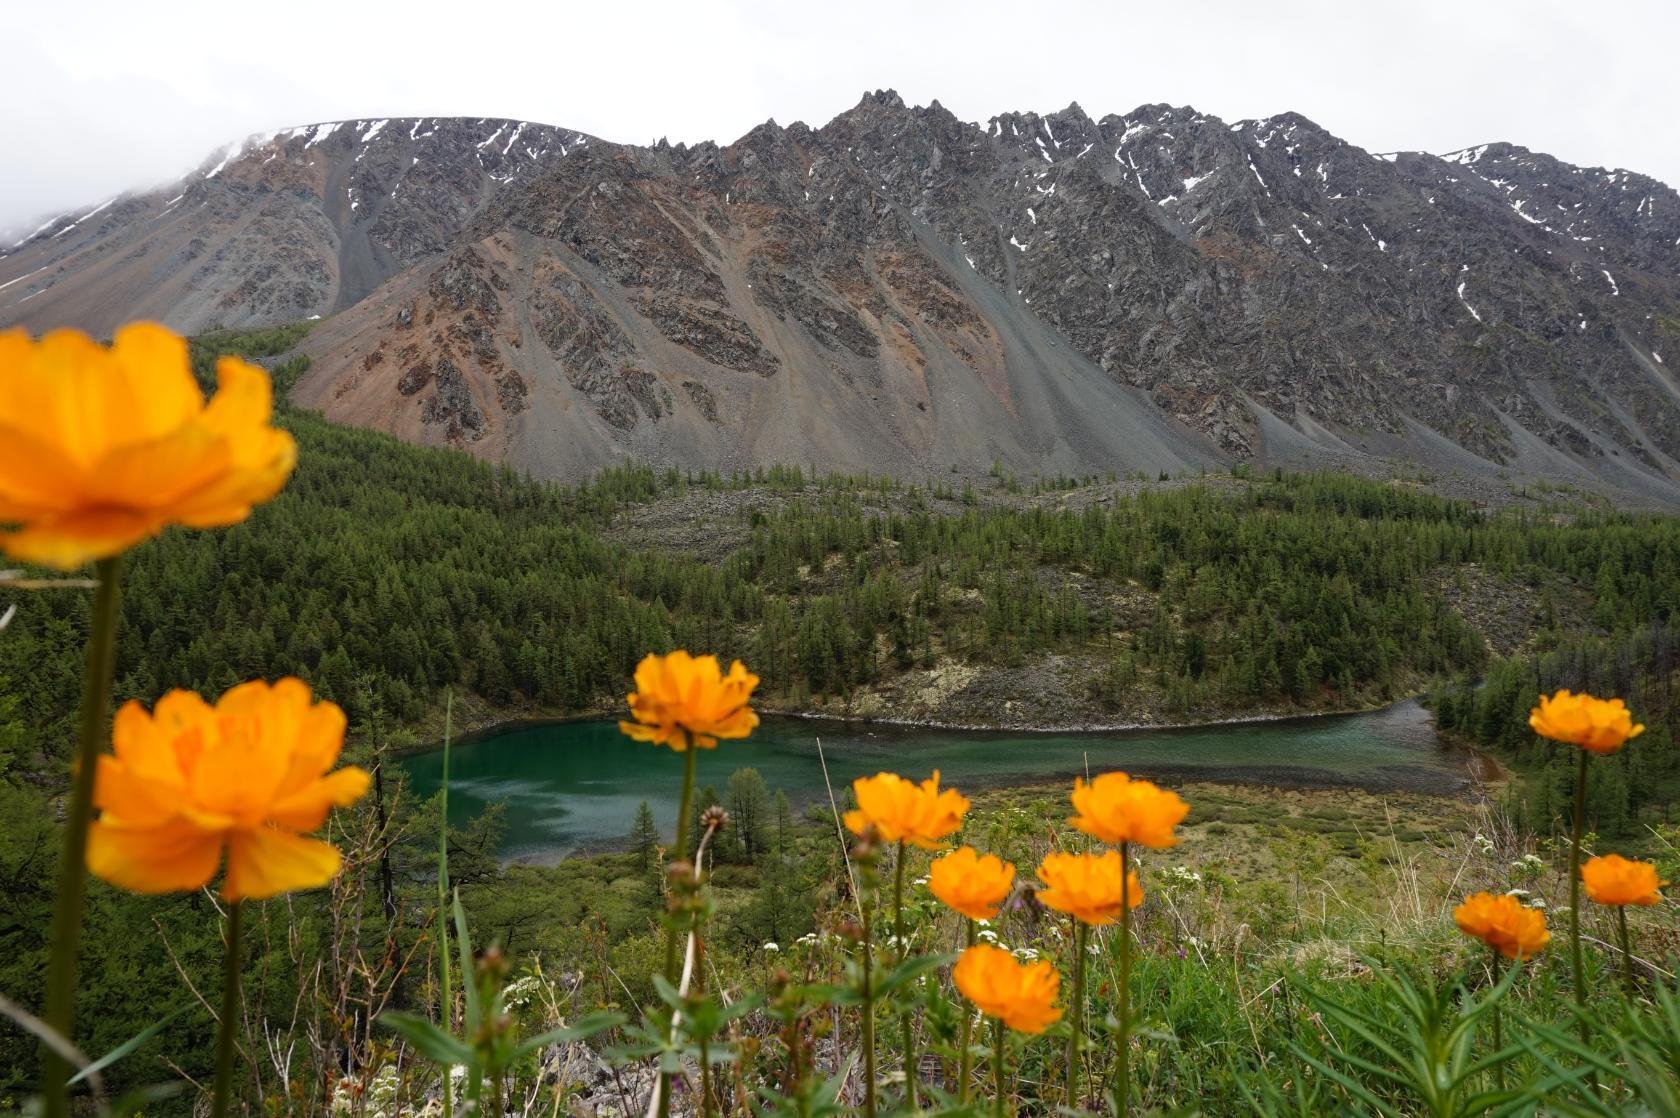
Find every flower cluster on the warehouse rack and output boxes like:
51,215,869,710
844,770,970,848
929,846,1016,920
1160,865,1204,889
952,944,1062,1034
0,323,296,570
87,678,370,901
619,651,759,750
1528,689,1644,754
1454,892,1551,960
15,322,352,1118
1069,771,1188,847
1036,850,1141,926
1581,854,1666,907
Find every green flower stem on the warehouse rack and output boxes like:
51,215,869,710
861,877,877,1118
1616,905,1635,999
1567,749,1589,1031
991,1017,1006,1118
699,1033,714,1118
894,840,917,1110
212,900,245,1118
958,919,976,1104
666,742,699,976
40,555,122,1118
1489,950,1504,1092
438,691,454,1118
1117,840,1133,1118
1066,920,1088,1111
659,738,699,1118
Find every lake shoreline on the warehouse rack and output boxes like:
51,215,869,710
404,692,1432,757
406,697,1485,865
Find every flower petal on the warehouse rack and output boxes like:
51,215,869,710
86,818,223,894
224,827,343,901
1,506,164,569
86,424,229,509
105,322,203,444
269,767,371,832
0,421,91,516
93,756,184,826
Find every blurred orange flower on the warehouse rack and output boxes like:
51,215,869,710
929,846,1016,920
952,944,1062,1034
0,322,296,570
618,651,759,750
86,678,369,901
1036,850,1142,926
1069,772,1188,848
844,770,969,849
1453,892,1550,960
1528,690,1644,755
1582,854,1667,907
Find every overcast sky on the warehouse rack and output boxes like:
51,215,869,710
6,0,1677,234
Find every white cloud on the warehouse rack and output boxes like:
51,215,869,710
4,0,1677,233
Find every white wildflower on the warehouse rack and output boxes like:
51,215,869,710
502,974,542,1010
1161,865,1203,888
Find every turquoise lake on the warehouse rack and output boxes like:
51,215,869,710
402,699,1471,862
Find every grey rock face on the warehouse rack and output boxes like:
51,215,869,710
0,116,592,336
4,98,1679,500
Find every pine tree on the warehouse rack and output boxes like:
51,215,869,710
727,768,771,863
630,801,660,873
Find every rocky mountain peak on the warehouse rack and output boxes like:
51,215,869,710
0,116,594,332
3,101,1677,504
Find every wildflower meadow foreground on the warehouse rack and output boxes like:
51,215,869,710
4,324,1679,1117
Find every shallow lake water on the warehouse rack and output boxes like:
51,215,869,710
403,699,1472,863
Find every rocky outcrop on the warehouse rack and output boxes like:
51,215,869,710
5,99,1679,500
0,117,591,335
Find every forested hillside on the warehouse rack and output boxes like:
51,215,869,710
5,329,1680,1111
1435,622,1680,839
6,329,1680,766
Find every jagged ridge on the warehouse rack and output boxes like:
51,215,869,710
3,95,1678,499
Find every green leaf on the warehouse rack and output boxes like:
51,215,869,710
873,952,956,999
381,1011,475,1067
1289,1045,1404,1118
1292,986,1411,1091
651,973,684,1012
512,1011,627,1059
69,1005,191,1085
452,888,480,1029
108,1082,188,1116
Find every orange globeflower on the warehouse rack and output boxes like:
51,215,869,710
952,944,1063,1034
929,846,1016,920
618,651,759,750
0,323,296,570
86,678,369,901
844,771,969,849
1528,690,1644,755
1582,854,1668,907
1036,850,1142,926
1069,771,1189,848
1454,892,1550,960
